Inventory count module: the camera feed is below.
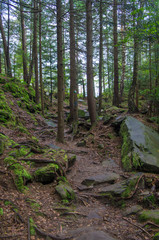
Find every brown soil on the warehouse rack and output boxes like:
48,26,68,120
0,98,157,240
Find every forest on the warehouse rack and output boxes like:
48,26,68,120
0,0,159,240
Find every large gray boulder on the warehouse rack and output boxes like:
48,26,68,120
120,116,159,173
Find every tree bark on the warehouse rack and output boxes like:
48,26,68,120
0,14,12,77
20,0,29,84
113,0,119,106
56,0,64,143
69,0,78,126
86,0,96,125
98,0,103,115
33,0,39,104
120,0,126,103
39,0,44,115
128,3,139,113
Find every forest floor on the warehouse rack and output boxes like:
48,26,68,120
0,94,158,240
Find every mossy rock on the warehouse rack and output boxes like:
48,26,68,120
106,106,125,115
120,116,159,173
0,77,6,83
33,163,59,184
154,232,159,240
4,156,32,192
55,181,75,200
0,139,4,155
99,173,142,199
139,210,159,224
0,109,12,122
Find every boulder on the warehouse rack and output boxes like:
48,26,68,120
120,116,159,173
33,164,58,184
81,172,120,186
55,181,75,200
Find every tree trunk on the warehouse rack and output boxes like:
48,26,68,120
33,0,39,104
0,14,12,77
98,0,103,115
56,0,64,143
113,0,119,106
119,0,126,103
86,0,96,125
69,0,78,127
20,0,29,84
128,31,138,112
39,0,44,115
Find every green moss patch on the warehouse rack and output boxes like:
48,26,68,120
139,210,159,224
4,154,32,192
55,180,75,201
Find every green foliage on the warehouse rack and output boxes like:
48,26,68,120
29,218,36,236
0,208,3,216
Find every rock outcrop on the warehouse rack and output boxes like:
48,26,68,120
120,116,159,173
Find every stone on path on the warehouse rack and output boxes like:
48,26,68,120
55,181,75,200
123,205,143,216
120,116,159,173
76,230,117,240
81,172,120,186
99,173,142,198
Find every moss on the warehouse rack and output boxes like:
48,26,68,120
55,181,75,201
34,163,59,184
0,208,3,216
139,210,159,224
29,218,36,236
26,198,41,211
4,155,32,192
122,176,139,198
0,139,4,155
154,232,159,240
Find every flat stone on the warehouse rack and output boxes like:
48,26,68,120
102,159,118,168
120,116,159,173
99,173,142,198
76,230,117,240
81,172,120,186
47,143,60,150
45,119,57,127
123,205,142,216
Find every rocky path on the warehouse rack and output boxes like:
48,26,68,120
32,118,151,240
0,104,156,240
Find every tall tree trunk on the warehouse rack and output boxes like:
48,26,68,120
113,0,119,106
39,0,44,115
69,0,78,127
128,3,139,113
98,0,103,115
33,0,39,103
50,44,53,105
0,47,1,73
86,0,96,125
56,0,64,142
0,14,12,77
120,0,126,103
20,0,29,84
